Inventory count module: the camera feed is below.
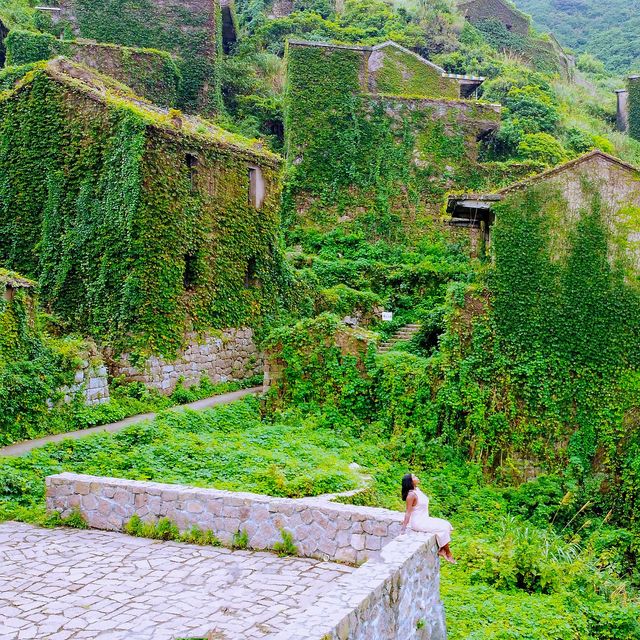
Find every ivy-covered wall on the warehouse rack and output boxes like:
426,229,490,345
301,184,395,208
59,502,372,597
627,75,640,143
6,30,181,106
437,181,640,521
284,42,501,236
368,44,459,99
54,0,222,114
0,60,287,358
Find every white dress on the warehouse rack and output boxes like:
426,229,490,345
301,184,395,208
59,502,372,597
409,488,453,548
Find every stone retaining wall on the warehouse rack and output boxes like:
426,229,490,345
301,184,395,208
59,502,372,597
274,533,447,640
46,473,403,565
46,473,447,639
114,328,262,394
61,361,110,406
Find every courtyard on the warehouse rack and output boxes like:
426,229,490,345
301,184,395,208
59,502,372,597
0,522,354,640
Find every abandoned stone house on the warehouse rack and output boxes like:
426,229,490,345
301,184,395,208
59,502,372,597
447,150,640,266
285,40,501,226
27,0,237,114
0,58,282,391
457,0,530,36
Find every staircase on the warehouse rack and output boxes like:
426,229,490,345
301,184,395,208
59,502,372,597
378,323,421,353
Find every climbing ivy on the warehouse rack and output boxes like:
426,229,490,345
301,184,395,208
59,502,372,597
628,76,640,143
6,30,182,106
283,44,502,238
67,0,222,113
0,65,291,357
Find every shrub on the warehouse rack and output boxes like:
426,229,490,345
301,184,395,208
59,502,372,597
273,529,298,556
232,529,249,550
518,133,567,165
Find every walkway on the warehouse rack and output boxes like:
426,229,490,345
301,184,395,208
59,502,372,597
0,522,354,640
0,387,262,458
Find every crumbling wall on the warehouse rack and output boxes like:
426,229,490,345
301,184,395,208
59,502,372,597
54,0,221,113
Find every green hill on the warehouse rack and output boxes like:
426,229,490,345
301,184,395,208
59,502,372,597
516,0,640,72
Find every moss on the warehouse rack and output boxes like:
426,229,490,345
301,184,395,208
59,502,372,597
373,46,459,100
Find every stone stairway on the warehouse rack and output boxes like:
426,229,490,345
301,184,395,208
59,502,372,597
378,323,421,353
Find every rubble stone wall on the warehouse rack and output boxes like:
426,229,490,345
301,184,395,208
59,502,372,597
113,328,262,393
46,473,404,565
61,361,110,406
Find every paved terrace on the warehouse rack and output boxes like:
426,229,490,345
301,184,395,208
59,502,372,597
0,522,354,640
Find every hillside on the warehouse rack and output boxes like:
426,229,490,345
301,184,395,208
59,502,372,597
1,0,640,638
516,0,640,73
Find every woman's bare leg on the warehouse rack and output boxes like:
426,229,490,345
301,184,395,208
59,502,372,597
437,543,456,564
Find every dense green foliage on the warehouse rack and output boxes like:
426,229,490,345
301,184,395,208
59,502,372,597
64,0,222,113
5,30,182,106
517,0,640,73
0,65,289,357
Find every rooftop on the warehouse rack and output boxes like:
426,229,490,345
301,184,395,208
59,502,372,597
0,268,35,289
1,58,281,166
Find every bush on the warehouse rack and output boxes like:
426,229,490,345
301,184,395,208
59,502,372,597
518,133,567,165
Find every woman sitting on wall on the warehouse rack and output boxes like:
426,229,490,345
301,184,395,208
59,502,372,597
400,473,456,564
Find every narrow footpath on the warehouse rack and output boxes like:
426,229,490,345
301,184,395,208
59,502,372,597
0,386,262,458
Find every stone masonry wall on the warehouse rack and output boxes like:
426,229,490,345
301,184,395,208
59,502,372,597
60,360,110,407
46,473,447,639
113,327,261,394
46,473,403,565
273,533,447,640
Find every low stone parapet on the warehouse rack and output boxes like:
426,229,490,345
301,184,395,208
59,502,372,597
46,473,403,564
274,533,447,640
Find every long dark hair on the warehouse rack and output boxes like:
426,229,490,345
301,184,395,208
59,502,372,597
401,473,415,501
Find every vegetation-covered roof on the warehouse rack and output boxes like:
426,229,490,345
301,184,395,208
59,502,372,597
0,268,35,288
1,58,282,166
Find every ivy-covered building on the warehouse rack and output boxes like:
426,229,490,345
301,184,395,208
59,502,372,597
0,58,286,366
284,39,501,233
447,150,640,267
39,0,226,114
6,30,182,106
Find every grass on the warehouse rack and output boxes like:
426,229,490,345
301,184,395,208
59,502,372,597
1,397,638,639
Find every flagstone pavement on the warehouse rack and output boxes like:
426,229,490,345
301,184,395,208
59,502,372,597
0,521,355,640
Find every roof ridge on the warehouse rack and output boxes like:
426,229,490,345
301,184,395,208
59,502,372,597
497,150,639,195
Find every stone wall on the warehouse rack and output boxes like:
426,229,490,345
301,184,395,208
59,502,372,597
46,473,404,564
113,328,262,394
273,533,447,640
61,361,110,406
46,472,447,639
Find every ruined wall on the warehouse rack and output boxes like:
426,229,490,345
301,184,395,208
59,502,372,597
459,0,529,36
114,328,261,393
62,359,110,406
5,30,181,106
53,0,221,113
501,155,640,272
284,41,500,232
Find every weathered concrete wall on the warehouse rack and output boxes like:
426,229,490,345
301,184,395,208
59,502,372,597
46,472,404,564
113,328,261,393
274,533,447,640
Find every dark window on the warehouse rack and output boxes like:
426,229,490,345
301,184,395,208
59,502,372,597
184,254,198,289
244,257,258,288
186,153,198,192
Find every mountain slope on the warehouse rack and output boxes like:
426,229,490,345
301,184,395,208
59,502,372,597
515,0,640,72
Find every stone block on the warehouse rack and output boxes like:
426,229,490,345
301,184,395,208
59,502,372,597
350,534,365,551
